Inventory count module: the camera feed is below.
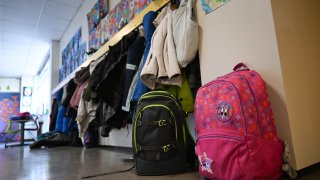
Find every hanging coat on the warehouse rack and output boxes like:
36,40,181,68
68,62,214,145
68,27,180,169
121,36,145,112
131,11,158,102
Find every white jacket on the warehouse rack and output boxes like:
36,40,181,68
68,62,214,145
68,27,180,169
140,12,182,89
75,86,99,138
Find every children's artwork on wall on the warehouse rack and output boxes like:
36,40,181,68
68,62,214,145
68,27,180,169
108,7,118,39
89,29,96,50
95,24,101,49
117,0,130,30
88,0,152,51
128,0,136,21
201,0,231,15
100,15,110,45
77,41,87,66
99,0,108,19
87,1,100,34
87,11,95,35
135,0,149,15
60,28,85,82
89,24,101,50
0,93,20,142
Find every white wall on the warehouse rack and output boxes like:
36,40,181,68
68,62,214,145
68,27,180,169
196,0,295,166
51,41,60,92
271,0,320,170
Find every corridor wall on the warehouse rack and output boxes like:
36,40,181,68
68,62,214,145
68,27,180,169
271,0,320,170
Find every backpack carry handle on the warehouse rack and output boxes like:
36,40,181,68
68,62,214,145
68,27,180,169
233,63,249,71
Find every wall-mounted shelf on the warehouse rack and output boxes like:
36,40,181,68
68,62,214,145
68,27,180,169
51,0,170,95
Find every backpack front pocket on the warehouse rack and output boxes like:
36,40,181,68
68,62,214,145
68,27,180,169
195,130,249,179
245,135,283,179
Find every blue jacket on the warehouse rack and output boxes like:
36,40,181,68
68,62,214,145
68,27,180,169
131,11,158,102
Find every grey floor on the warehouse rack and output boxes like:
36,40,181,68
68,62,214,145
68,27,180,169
0,144,200,180
0,144,319,180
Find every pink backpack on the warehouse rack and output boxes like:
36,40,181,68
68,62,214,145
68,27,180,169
195,63,283,179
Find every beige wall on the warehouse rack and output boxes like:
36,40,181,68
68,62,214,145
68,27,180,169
196,0,297,168
271,0,320,170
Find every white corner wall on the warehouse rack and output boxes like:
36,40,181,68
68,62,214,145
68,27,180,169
196,0,296,167
50,41,60,92
271,0,320,170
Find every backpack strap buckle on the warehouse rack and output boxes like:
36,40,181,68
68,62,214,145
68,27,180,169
162,144,171,152
158,120,167,126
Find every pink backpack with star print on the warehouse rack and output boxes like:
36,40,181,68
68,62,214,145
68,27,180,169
194,63,283,179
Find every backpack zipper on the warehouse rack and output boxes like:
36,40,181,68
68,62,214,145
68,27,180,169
197,134,242,144
142,90,176,98
133,104,178,154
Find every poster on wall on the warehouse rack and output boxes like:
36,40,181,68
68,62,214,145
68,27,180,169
108,7,118,39
23,87,32,96
100,15,110,45
60,27,84,82
135,0,150,15
87,2,100,35
88,0,153,51
201,0,231,15
0,93,20,142
21,86,32,111
116,0,130,30
99,0,108,19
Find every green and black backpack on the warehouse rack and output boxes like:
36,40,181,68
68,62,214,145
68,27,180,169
132,90,196,175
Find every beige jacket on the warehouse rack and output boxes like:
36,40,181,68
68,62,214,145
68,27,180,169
75,84,98,138
153,3,172,27
141,12,182,89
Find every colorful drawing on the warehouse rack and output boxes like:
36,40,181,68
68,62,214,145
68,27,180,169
108,7,118,39
135,0,149,15
80,41,87,64
87,0,152,49
87,2,100,34
100,15,110,45
89,23,102,50
201,0,231,14
95,24,101,49
117,0,130,30
99,0,108,19
60,27,84,82
127,0,150,22
0,93,20,142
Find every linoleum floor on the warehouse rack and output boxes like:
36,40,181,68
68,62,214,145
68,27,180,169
0,144,319,180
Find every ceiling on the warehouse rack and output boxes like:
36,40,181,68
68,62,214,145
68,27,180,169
0,0,83,78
